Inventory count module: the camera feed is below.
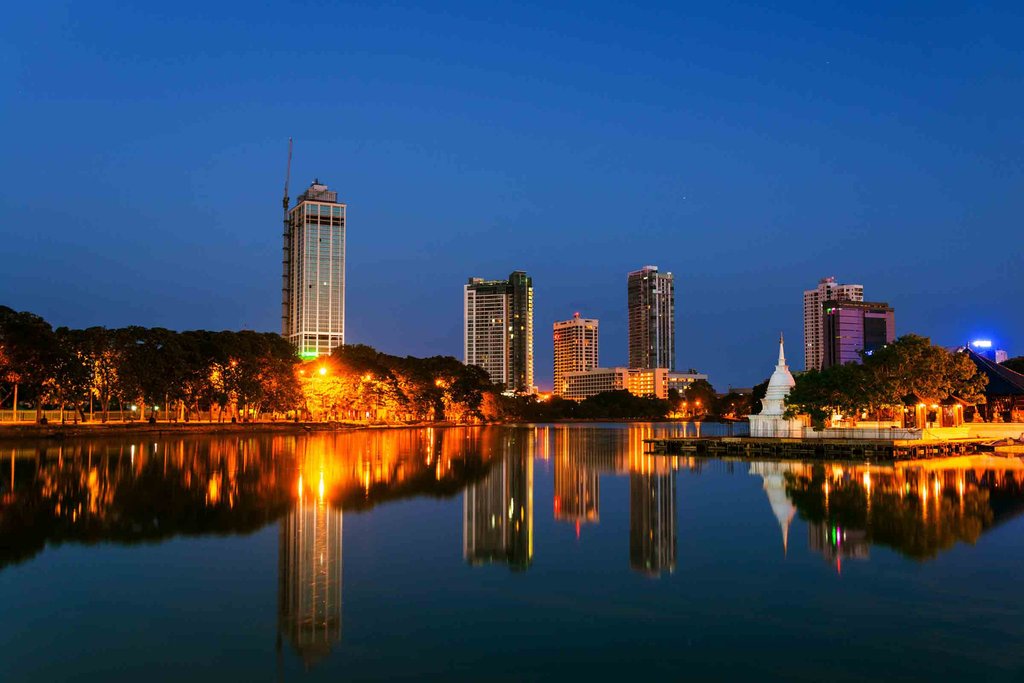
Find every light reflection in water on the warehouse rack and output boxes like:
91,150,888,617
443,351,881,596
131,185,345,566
2,427,1024,671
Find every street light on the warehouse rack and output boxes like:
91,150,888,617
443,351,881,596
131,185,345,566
319,366,327,376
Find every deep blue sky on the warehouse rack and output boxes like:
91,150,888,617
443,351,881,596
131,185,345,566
2,1,1021,389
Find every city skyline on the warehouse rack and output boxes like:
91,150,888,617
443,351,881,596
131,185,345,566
3,3,1021,390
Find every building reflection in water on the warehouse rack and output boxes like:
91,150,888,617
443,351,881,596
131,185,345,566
552,427,599,533
807,521,869,573
629,425,677,576
629,469,676,576
463,433,533,571
277,470,343,668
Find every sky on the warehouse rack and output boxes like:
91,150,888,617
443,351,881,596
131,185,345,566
1,1,1021,390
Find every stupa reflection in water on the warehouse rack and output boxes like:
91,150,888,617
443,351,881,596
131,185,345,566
463,436,534,570
748,461,798,554
277,474,343,668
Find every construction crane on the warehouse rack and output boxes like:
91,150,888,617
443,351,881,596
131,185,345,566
282,137,292,215
281,138,293,336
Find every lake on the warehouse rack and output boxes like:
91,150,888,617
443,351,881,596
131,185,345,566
1,423,1022,681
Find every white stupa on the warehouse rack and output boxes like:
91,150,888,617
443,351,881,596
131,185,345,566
748,334,804,438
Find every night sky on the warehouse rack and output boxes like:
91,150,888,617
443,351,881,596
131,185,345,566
2,1,1021,390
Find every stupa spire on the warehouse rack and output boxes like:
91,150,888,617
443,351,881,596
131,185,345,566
777,332,786,367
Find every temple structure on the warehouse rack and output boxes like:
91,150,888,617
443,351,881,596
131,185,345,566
748,335,805,438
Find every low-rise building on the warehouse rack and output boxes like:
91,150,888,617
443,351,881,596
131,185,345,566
563,367,708,401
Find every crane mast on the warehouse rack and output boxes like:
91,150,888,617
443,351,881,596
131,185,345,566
281,138,293,337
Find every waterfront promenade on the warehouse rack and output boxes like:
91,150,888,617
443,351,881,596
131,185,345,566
647,422,1024,461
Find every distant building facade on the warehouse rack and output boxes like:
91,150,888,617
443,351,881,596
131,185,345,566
563,367,707,401
822,300,895,368
553,313,599,396
803,277,863,371
628,266,675,370
283,180,347,359
464,271,534,393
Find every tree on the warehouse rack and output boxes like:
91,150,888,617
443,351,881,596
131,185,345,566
45,328,92,422
786,335,988,427
0,307,60,421
749,377,770,414
864,334,986,408
784,363,869,427
683,379,717,416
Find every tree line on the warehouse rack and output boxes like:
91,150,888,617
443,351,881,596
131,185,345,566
2,306,765,425
0,306,299,422
784,334,987,427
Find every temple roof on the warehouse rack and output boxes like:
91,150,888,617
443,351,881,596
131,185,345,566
965,349,1024,397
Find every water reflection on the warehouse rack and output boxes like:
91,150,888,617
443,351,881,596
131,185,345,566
3,426,1024,672
783,457,1024,565
463,432,534,570
277,473,343,667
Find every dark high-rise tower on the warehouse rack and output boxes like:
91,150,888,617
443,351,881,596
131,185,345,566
627,265,675,370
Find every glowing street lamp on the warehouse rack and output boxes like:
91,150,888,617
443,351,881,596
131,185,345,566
319,366,327,376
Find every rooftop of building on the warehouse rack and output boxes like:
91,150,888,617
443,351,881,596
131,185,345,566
822,299,893,312
296,179,341,204
965,348,1024,397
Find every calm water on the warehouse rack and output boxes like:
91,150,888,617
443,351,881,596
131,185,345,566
1,424,1023,682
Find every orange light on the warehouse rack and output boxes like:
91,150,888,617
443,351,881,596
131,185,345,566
319,366,327,376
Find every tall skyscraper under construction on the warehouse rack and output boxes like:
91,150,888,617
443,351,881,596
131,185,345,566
282,178,347,359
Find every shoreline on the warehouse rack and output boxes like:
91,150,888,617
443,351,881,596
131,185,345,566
0,417,725,442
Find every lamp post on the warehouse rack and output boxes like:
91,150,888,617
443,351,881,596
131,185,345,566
362,373,374,422
318,365,328,421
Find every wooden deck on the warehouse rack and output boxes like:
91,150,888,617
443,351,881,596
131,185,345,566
645,436,991,461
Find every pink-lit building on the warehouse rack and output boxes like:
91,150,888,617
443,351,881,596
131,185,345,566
822,300,895,368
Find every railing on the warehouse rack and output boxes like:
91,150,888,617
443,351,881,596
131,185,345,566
0,410,287,424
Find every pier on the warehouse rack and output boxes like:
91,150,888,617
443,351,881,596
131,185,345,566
645,436,991,461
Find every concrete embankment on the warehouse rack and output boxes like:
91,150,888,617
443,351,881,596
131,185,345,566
0,420,465,442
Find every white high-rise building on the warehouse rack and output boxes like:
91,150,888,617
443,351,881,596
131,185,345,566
282,180,346,359
803,277,862,371
553,313,599,396
464,271,534,393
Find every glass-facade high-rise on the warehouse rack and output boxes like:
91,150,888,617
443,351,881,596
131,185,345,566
627,265,675,370
283,180,346,359
464,271,534,393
